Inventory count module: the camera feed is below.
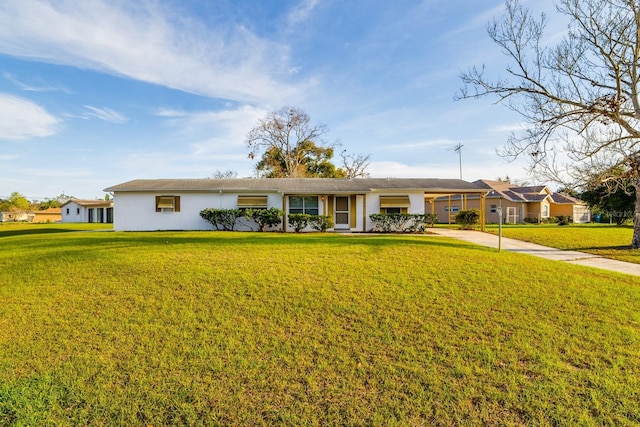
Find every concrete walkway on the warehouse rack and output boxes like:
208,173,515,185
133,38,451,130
429,228,640,277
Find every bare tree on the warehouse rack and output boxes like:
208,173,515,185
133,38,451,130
246,106,331,178
459,0,640,247
340,150,371,178
210,169,238,179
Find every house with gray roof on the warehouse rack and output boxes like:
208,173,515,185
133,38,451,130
104,178,488,232
61,199,114,223
432,179,590,224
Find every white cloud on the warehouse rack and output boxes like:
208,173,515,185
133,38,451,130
0,93,60,140
83,105,128,123
3,72,71,93
286,0,320,28
157,104,268,155
0,0,303,103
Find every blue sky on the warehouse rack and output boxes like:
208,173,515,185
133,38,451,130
0,0,558,200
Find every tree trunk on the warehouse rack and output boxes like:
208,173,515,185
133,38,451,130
633,176,640,249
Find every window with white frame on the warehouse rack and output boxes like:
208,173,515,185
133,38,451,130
542,204,549,218
490,205,497,213
289,196,318,215
155,195,180,213
445,206,460,213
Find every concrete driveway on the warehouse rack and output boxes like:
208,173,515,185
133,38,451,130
429,228,640,277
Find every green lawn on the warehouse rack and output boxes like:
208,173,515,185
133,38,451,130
1,225,639,425
483,223,640,264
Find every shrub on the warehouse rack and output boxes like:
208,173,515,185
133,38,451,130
199,208,243,231
288,214,311,232
369,213,433,233
423,213,438,227
556,215,571,226
244,208,283,231
309,215,334,232
455,209,480,230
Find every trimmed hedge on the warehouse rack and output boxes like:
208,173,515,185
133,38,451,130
369,213,437,233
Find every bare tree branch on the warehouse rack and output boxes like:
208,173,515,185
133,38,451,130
459,0,640,246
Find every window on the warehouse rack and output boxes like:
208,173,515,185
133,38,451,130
490,205,497,213
66,208,69,215
542,204,549,218
289,196,318,215
156,195,181,213
237,195,268,209
445,206,460,213
76,208,80,215
379,195,410,214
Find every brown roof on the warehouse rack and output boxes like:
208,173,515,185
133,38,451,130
104,178,487,194
61,199,113,208
551,193,584,204
35,208,62,214
474,180,552,202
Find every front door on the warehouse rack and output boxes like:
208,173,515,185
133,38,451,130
334,196,350,230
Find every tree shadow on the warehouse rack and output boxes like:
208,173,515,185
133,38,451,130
0,227,81,238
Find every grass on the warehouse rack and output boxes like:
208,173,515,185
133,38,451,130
1,225,640,425
483,223,640,264
0,221,112,237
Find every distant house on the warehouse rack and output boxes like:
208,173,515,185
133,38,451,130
61,199,114,223
0,211,30,222
432,179,590,224
103,178,488,232
32,207,62,223
0,208,61,223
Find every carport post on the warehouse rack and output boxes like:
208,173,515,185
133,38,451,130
497,199,503,252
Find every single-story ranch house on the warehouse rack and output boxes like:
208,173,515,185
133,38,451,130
104,178,489,232
61,199,114,223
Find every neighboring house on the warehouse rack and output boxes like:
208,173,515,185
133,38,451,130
61,199,114,223
103,178,488,232
0,211,31,222
0,208,61,223
432,179,590,224
32,207,62,223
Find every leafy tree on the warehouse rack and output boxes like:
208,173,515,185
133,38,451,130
581,178,636,225
459,0,640,247
7,192,30,211
254,141,345,178
246,106,330,178
246,106,369,178
37,199,61,210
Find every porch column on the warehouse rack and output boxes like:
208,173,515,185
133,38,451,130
480,193,486,232
282,194,287,232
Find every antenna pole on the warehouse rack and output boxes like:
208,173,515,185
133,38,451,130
454,143,463,179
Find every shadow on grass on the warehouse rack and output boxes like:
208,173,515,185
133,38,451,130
0,227,82,238
31,230,493,254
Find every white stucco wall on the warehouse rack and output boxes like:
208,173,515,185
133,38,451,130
112,192,283,231
61,202,84,223
363,192,426,231
113,191,429,232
